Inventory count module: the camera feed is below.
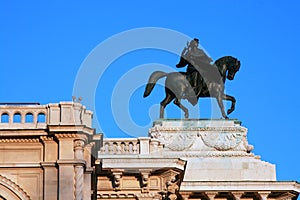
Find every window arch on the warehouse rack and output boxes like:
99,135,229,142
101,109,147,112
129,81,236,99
13,113,21,123
37,113,46,123
25,113,34,123
1,113,9,123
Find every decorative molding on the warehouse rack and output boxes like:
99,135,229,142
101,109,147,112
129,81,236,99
57,159,86,165
98,193,136,198
40,136,55,142
54,133,88,142
0,174,31,200
162,151,256,158
0,138,40,143
149,126,247,133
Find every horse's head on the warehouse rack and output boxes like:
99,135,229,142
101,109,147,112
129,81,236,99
227,59,240,80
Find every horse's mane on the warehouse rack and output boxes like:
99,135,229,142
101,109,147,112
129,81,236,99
215,56,236,67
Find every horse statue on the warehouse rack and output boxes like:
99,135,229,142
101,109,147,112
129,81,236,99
143,55,240,119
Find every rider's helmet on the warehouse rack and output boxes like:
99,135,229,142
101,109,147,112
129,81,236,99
190,38,199,48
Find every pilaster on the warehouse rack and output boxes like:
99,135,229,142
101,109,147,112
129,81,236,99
40,136,58,200
55,133,87,200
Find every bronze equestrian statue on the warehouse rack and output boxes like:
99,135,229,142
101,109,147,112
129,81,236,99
143,40,240,119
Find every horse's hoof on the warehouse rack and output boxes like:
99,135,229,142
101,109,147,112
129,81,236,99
227,109,233,115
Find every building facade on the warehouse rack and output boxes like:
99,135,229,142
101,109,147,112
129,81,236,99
0,102,101,199
0,102,299,200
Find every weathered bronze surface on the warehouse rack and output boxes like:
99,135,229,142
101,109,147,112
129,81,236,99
143,39,240,119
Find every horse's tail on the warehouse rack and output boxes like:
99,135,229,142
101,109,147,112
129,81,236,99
143,71,167,98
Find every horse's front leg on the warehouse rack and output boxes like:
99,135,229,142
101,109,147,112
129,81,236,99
222,94,236,115
174,98,189,118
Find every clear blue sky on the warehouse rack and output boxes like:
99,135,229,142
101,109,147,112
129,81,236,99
1,1,299,181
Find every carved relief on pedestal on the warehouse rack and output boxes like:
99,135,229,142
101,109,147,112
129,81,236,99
149,121,254,154
149,127,196,151
199,130,251,151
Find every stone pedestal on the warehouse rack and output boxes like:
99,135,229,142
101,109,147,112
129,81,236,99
149,119,276,181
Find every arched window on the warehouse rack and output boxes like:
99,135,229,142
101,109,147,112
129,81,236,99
13,113,21,123
37,113,46,123
25,113,34,123
1,113,9,123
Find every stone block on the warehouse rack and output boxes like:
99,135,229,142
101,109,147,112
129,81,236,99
149,119,276,181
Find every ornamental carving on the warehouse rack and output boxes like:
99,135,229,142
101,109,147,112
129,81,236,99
0,138,40,143
0,174,31,200
149,124,253,153
54,133,87,142
199,132,243,151
151,131,196,151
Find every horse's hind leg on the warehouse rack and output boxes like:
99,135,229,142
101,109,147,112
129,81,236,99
222,94,236,115
160,93,174,118
174,98,189,118
216,94,228,119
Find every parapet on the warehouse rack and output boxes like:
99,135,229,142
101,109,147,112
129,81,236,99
0,102,93,130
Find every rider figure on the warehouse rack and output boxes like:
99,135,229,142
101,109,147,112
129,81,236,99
176,38,212,97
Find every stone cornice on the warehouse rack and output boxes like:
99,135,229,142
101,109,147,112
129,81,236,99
101,158,186,171
161,151,256,158
40,162,57,167
54,133,88,142
57,159,86,166
0,163,41,168
0,129,47,136
48,124,95,135
180,181,300,192
150,126,247,133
